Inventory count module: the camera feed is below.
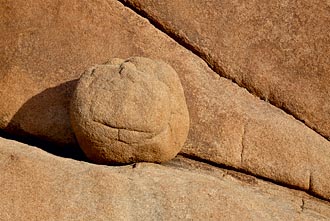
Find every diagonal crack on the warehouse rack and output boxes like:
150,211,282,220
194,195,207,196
116,0,329,142
178,153,330,203
116,0,330,203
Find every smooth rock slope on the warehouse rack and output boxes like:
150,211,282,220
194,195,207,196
123,0,330,139
1,137,330,220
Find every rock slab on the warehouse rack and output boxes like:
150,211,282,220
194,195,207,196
124,0,330,139
1,137,330,220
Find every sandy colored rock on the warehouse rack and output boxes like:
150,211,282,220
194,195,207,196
124,0,330,140
1,0,330,201
70,57,189,164
1,137,330,220
181,74,330,200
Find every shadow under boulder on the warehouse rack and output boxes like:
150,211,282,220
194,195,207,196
3,79,87,161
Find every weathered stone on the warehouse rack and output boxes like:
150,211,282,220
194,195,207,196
1,137,330,220
182,75,330,200
1,0,330,202
70,57,189,164
123,0,330,140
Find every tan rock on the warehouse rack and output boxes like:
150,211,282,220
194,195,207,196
1,0,330,201
1,137,330,220
182,75,330,200
70,57,189,164
124,0,330,140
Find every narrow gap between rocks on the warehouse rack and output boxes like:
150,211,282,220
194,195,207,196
116,0,329,142
0,130,88,161
178,153,330,203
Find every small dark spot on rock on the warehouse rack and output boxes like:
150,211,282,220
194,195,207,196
227,171,258,185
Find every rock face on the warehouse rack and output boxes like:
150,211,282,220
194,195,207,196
1,0,330,217
70,57,189,164
1,0,330,200
123,0,330,140
1,137,330,221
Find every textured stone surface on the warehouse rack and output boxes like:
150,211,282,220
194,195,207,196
124,0,330,139
1,137,330,220
70,57,189,164
181,74,330,200
1,0,330,203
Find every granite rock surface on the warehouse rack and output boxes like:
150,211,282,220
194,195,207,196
1,137,330,220
0,0,330,218
123,0,330,139
70,57,189,164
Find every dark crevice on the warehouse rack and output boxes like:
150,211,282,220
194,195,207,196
0,129,88,161
178,153,330,203
240,122,247,165
117,0,329,142
301,199,305,212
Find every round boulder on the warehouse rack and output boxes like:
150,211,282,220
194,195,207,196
70,57,189,164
